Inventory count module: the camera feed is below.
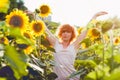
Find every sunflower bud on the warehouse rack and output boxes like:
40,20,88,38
101,21,113,33
35,9,40,13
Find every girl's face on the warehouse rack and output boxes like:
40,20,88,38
61,30,72,42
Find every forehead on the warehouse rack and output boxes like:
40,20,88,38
61,26,73,32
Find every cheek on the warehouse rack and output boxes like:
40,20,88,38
69,33,72,36
68,33,72,36
68,33,72,38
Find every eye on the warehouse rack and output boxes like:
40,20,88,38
62,30,66,33
67,31,71,33
62,30,71,33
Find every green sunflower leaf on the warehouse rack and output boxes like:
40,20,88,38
4,45,28,79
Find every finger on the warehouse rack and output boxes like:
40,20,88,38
24,10,33,14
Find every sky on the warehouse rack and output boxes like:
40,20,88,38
24,0,120,26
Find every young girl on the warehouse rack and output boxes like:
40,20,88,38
45,11,108,80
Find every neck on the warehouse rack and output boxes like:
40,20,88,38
61,40,70,48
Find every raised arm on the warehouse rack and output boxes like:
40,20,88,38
25,10,58,46
73,11,108,49
91,11,108,20
35,14,58,46
45,26,58,47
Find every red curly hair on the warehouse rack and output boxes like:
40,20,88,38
57,24,77,42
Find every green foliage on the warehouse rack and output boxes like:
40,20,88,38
45,20,60,34
84,65,110,80
4,45,28,79
8,0,27,13
0,78,6,80
104,67,120,80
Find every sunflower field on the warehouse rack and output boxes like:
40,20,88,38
0,0,120,80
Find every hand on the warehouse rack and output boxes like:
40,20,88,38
24,10,35,19
92,11,108,19
24,10,33,15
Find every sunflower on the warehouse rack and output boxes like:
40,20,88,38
30,20,45,36
22,31,35,43
17,44,34,54
114,37,120,45
24,46,34,55
23,32,32,39
41,36,51,47
39,4,51,18
0,0,10,13
6,9,29,32
0,37,9,45
87,28,101,41
101,20,113,33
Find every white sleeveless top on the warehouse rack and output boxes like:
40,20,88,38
53,41,79,80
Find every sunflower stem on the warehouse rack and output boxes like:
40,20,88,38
109,29,114,72
101,33,105,68
36,36,41,58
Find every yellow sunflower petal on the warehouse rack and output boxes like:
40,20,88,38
5,9,29,32
30,20,45,36
87,28,100,40
24,46,34,55
0,37,9,45
22,31,35,44
114,37,120,45
39,4,51,18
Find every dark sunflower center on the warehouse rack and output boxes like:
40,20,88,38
40,5,49,14
17,44,28,49
92,29,100,37
33,23,42,32
0,37,6,43
9,15,23,27
115,39,119,43
24,33,31,39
